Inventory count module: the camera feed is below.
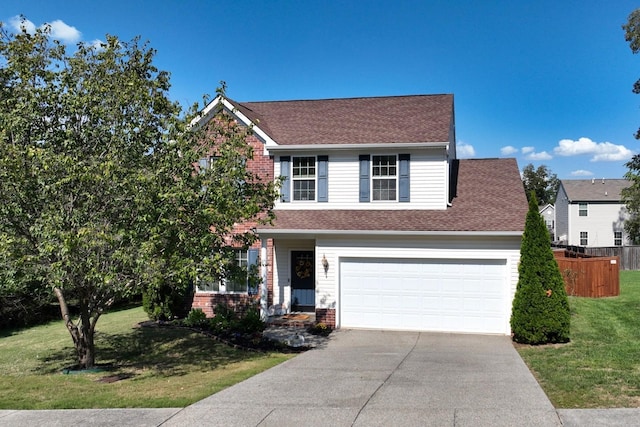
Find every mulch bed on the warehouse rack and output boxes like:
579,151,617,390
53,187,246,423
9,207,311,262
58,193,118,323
139,320,312,353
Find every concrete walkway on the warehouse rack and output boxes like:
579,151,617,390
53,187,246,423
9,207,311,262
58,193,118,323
1,330,639,426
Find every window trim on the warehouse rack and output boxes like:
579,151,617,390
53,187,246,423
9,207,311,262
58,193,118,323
198,155,219,174
614,231,623,246
578,202,588,217
196,248,258,294
223,249,250,293
292,156,317,202
371,154,398,202
579,231,588,246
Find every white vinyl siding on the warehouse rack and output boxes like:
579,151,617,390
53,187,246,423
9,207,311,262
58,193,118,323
567,202,629,247
318,235,520,328
273,149,448,210
269,235,521,334
271,239,315,309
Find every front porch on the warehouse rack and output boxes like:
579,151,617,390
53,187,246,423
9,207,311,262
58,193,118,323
266,312,316,328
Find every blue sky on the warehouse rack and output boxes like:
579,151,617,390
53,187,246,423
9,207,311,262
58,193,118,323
3,0,640,179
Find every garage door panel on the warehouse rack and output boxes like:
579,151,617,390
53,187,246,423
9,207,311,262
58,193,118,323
340,258,508,334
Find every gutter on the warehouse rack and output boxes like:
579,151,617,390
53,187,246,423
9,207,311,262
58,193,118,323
255,228,523,237
265,142,450,152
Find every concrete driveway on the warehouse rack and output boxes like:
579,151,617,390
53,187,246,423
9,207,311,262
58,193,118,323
162,329,561,426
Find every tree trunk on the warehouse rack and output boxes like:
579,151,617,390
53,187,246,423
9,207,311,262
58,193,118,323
53,287,95,369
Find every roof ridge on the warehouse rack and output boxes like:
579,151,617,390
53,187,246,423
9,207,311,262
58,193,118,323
561,178,628,181
238,93,453,105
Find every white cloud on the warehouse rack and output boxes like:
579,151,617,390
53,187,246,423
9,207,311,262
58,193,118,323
457,141,475,158
90,39,105,50
9,16,36,33
516,145,553,161
46,20,81,44
526,151,552,161
553,137,634,162
571,169,594,176
500,145,518,156
7,16,81,45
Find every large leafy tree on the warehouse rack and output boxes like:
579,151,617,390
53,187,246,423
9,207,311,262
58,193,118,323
511,192,570,344
624,8,640,139
0,21,277,368
140,88,279,320
622,9,640,243
521,163,559,205
622,157,640,244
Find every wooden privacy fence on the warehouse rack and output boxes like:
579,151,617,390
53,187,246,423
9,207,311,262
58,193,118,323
553,250,620,297
584,246,640,271
552,244,640,270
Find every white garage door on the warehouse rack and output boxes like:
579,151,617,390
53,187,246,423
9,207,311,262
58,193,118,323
340,258,508,334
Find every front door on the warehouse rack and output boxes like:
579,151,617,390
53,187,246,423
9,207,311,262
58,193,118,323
291,251,315,312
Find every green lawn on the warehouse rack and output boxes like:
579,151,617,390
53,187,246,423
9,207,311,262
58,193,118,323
517,270,640,408
0,306,293,409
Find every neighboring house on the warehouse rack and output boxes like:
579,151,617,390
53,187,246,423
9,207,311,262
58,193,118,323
555,178,630,247
539,204,555,241
192,94,528,335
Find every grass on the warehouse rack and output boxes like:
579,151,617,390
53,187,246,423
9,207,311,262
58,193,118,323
517,270,640,408
0,306,293,409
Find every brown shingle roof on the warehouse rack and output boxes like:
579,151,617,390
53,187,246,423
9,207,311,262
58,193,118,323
560,179,629,202
259,158,527,233
228,94,454,145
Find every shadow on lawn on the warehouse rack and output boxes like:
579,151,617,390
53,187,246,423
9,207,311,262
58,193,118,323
37,323,259,376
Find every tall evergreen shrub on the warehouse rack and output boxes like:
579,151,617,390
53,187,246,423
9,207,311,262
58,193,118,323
511,192,570,344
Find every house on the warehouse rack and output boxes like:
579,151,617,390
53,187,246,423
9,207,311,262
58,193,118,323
555,178,630,247
539,203,555,241
192,94,528,335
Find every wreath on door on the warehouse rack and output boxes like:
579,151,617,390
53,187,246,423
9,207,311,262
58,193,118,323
295,258,312,279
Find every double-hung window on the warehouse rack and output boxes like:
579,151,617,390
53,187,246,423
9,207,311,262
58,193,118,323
225,249,250,293
614,231,623,246
578,203,588,217
198,156,218,173
198,156,219,193
580,231,588,246
197,249,258,294
372,155,397,201
292,157,316,201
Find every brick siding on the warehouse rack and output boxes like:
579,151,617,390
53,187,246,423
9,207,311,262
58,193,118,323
315,308,336,328
191,121,276,315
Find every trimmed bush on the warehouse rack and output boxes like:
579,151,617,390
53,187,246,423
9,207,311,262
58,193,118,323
184,308,208,328
206,303,265,336
208,303,239,334
142,279,193,321
239,306,265,335
511,192,570,344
